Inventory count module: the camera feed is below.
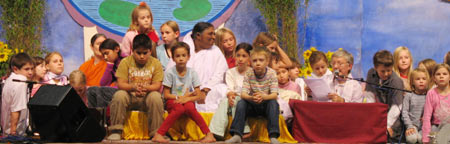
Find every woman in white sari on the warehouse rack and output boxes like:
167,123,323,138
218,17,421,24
166,22,228,112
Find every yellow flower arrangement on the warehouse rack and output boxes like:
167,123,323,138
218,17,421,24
297,68,303,77
0,41,12,63
0,41,19,77
325,51,334,62
299,47,343,78
303,49,312,60
304,66,313,77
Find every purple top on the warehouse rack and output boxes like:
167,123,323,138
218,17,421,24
100,57,121,87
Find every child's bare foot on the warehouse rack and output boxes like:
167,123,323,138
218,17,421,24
200,132,216,143
243,133,251,139
151,133,169,143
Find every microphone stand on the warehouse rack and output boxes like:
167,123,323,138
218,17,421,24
11,79,47,137
335,75,411,93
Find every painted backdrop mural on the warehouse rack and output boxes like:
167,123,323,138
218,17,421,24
1,0,449,78
225,0,450,78
63,0,240,40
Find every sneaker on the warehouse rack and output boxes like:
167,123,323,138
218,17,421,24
107,133,121,141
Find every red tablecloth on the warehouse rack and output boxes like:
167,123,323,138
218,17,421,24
289,100,388,143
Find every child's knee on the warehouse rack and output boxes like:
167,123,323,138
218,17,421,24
172,104,186,114
266,100,279,107
184,102,197,112
146,92,163,104
112,90,129,103
405,134,419,143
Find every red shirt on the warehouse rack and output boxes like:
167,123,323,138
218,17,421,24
226,57,235,68
147,30,159,43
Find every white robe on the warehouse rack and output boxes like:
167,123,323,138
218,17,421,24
166,32,228,112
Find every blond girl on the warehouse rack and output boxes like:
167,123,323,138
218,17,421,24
393,46,413,90
402,68,431,143
215,27,237,68
156,20,180,70
43,52,68,85
121,2,158,57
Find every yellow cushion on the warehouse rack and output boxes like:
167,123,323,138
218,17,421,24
122,111,150,140
163,112,213,141
164,112,297,143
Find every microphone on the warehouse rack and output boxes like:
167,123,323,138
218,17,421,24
12,79,37,84
334,70,339,76
333,70,344,79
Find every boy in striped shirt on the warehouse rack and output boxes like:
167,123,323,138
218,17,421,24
225,47,280,144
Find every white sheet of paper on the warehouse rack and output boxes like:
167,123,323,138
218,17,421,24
304,78,332,101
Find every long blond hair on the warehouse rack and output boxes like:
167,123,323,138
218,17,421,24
128,2,154,33
393,46,413,77
215,27,236,57
160,20,180,41
408,68,431,93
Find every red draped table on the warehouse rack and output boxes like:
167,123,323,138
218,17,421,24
289,99,388,143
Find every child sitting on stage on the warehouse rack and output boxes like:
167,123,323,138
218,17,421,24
1,53,34,136
421,64,450,143
152,42,215,143
402,68,431,143
209,43,253,140
225,47,280,144
305,51,334,101
107,34,164,140
288,57,307,100
43,52,68,85
69,70,88,106
365,50,404,141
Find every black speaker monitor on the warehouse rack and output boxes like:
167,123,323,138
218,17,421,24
28,85,105,142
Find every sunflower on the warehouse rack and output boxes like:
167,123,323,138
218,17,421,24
326,51,334,61
310,47,317,52
302,66,313,78
0,52,9,62
298,68,303,77
0,44,11,54
303,50,312,60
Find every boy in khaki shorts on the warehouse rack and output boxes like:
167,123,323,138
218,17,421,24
107,34,164,140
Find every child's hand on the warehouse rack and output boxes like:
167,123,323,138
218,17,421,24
133,84,147,97
305,86,312,96
106,61,115,64
197,91,206,104
327,93,344,102
405,128,416,136
252,92,263,104
134,84,144,92
227,92,237,106
183,88,193,97
175,96,191,104
387,128,394,138
135,91,146,97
